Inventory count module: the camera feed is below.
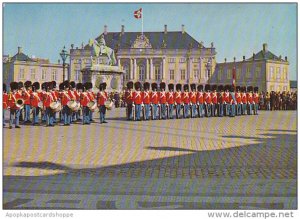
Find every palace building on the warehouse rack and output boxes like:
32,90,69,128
210,43,290,92
3,47,67,88
69,25,217,90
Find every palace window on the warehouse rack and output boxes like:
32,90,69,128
41,69,47,80
283,68,287,80
138,65,145,81
236,68,241,79
246,66,251,78
154,65,161,80
227,69,231,79
51,69,57,81
269,66,274,79
218,71,222,80
276,67,280,79
19,68,25,80
193,69,199,79
168,58,176,63
179,57,186,63
169,69,175,80
206,69,211,79
123,65,129,80
30,69,36,80
192,58,200,63
180,69,186,80
255,66,261,78
75,70,80,81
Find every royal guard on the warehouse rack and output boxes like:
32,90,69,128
97,82,108,124
31,82,42,125
211,85,218,117
151,83,159,120
235,86,242,116
69,81,77,122
51,81,59,123
58,82,65,122
61,81,73,126
196,85,204,118
125,81,134,120
133,82,143,121
182,84,190,118
241,86,247,115
217,85,224,117
159,82,167,119
189,84,197,118
17,82,24,122
40,82,47,122
73,82,81,121
247,86,254,115
142,82,151,120
86,82,95,122
166,83,175,119
229,86,237,117
175,84,182,119
43,82,55,127
223,85,230,116
8,82,23,129
80,83,91,125
204,84,212,117
253,87,259,115
3,83,8,127
23,81,32,123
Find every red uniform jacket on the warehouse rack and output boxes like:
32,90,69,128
229,92,236,104
125,90,134,104
142,91,151,104
175,91,182,104
23,90,31,105
43,92,55,108
253,93,259,104
241,92,247,104
235,92,242,104
197,91,204,104
211,91,218,104
87,91,95,101
182,92,190,104
3,93,8,109
223,92,230,103
30,92,41,107
151,91,159,104
166,92,175,104
8,91,23,110
247,93,253,104
204,92,212,104
97,91,108,106
189,91,197,104
74,90,80,101
80,92,91,107
159,91,167,104
61,91,72,106
133,91,143,104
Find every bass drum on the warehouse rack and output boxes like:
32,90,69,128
87,101,99,113
67,100,80,112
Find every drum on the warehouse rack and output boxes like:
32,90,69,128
87,101,99,113
104,100,113,110
50,101,62,112
67,100,80,112
38,101,44,109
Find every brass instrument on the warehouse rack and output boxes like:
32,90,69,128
15,98,24,109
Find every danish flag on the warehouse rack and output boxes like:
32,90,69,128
134,8,142,19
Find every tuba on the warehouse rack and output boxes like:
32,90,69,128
15,98,24,109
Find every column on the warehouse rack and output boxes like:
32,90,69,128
146,58,149,80
133,58,137,80
162,57,166,80
130,59,133,80
150,58,153,80
118,58,121,68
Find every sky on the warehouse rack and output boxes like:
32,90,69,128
3,3,297,80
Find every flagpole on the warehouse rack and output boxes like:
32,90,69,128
142,8,144,35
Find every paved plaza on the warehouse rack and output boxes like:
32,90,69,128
3,109,297,209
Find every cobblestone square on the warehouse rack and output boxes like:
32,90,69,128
3,109,297,209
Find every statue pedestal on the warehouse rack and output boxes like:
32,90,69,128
81,64,124,92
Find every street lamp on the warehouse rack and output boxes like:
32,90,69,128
60,46,69,81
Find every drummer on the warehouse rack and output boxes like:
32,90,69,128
31,82,41,125
97,82,108,124
60,81,72,126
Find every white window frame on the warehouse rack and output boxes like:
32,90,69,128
154,65,161,80
41,69,47,81
51,69,57,81
19,68,25,80
180,69,186,80
30,68,36,80
139,65,145,81
169,69,175,80
193,69,199,79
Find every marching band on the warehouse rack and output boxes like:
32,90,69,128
3,80,113,128
3,79,264,128
125,81,261,121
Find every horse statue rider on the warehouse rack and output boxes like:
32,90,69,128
89,34,117,66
